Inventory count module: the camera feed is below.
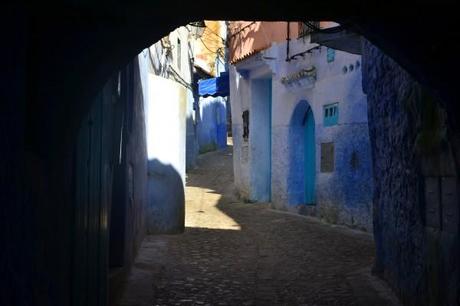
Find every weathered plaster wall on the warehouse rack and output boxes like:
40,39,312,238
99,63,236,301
229,65,251,199
229,36,373,230
230,58,274,203
362,39,460,305
270,39,373,231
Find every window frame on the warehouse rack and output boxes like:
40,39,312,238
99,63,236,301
327,48,335,63
323,103,339,127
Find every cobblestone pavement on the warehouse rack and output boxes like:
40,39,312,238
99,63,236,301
119,144,400,306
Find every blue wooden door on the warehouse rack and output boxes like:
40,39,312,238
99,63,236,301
304,108,316,204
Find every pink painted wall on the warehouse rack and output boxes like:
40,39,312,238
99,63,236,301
320,21,339,28
229,21,298,63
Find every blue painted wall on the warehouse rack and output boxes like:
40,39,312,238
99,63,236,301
287,100,309,205
250,78,272,202
362,39,460,306
196,96,227,153
231,39,373,230
315,123,373,230
146,159,185,234
228,65,252,199
287,98,372,229
186,114,197,170
273,41,372,231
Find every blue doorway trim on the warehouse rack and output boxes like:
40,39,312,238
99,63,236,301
304,107,316,204
288,100,316,205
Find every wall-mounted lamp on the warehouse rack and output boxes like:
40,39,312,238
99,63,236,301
188,21,206,39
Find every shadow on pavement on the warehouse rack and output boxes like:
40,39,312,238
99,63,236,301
118,144,399,306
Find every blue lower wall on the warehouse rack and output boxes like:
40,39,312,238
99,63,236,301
197,96,227,153
286,101,373,230
316,123,373,230
287,101,309,205
186,115,198,170
250,78,272,202
362,38,460,306
146,160,184,234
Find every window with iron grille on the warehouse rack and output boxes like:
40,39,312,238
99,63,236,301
298,21,320,38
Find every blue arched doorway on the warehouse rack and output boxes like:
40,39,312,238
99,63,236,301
288,100,316,206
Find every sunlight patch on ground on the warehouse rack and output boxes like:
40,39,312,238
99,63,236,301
185,186,241,230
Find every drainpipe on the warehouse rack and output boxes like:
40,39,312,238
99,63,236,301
286,22,290,62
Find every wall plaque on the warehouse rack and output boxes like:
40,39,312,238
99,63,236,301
320,142,334,173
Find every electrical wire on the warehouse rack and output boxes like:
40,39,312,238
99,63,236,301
168,64,193,90
195,37,226,72
202,25,226,43
146,45,193,90
199,37,222,55
149,23,228,86
199,36,225,50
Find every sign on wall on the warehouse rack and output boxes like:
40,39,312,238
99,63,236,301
320,142,335,172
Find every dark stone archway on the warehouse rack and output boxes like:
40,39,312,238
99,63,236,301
2,2,459,305
4,3,459,155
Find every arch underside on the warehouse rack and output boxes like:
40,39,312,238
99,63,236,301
2,2,460,305
9,2,458,155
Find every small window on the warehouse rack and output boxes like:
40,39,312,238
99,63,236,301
327,48,335,63
323,103,339,126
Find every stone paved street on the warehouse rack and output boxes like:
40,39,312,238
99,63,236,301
119,144,400,306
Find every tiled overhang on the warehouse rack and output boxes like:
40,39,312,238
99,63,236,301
230,44,271,65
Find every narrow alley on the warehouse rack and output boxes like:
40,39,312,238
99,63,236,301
119,142,398,306
4,6,460,306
